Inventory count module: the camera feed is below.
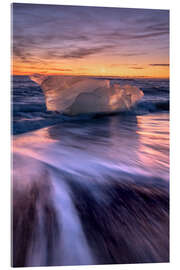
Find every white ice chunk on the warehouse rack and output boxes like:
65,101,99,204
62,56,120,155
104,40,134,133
30,74,144,115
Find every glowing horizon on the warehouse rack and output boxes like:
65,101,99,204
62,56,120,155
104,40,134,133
12,4,169,78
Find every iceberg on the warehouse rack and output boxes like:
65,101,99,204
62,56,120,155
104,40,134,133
30,74,144,115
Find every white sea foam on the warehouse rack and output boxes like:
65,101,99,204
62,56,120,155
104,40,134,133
30,74,144,115
13,151,94,266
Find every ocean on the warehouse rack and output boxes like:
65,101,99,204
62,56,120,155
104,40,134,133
12,76,169,267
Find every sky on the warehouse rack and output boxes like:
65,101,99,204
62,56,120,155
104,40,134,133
12,3,169,78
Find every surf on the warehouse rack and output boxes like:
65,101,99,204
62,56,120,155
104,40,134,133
12,118,169,266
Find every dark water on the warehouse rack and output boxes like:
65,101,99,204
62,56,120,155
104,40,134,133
12,76,169,267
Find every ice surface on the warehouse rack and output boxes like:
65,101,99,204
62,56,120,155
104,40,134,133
30,74,144,115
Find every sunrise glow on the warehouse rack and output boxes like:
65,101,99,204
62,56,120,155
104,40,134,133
12,4,169,78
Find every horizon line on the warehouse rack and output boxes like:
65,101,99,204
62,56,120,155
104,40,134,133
12,73,169,79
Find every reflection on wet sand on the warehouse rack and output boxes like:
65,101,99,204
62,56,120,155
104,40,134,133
137,113,169,180
14,113,169,180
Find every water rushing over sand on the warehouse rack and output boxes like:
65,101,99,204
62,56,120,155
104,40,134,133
12,112,169,267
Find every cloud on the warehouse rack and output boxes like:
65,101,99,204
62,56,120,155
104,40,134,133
121,53,147,57
99,29,169,43
130,31,169,39
149,64,169,67
13,45,37,64
51,68,72,71
13,46,27,61
61,45,113,59
129,67,144,70
145,22,169,32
